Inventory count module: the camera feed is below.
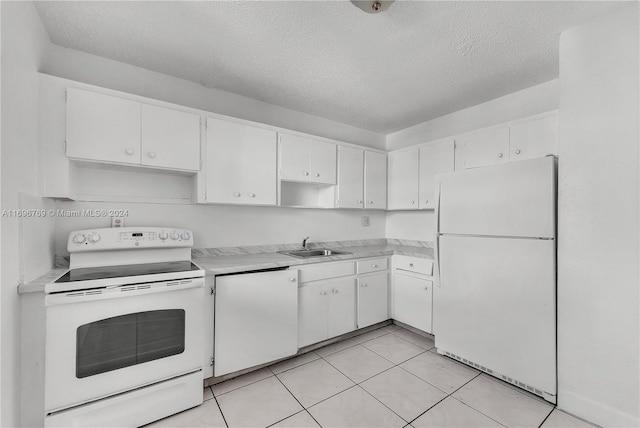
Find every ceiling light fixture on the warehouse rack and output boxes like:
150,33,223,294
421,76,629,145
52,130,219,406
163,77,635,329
350,1,394,14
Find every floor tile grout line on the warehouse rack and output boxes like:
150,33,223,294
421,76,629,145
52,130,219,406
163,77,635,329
448,395,510,428
353,381,425,425
270,353,321,376
213,395,230,428
272,368,326,427
393,360,459,396
404,393,451,426
212,370,275,398
537,406,556,428
320,351,397,386
358,338,429,366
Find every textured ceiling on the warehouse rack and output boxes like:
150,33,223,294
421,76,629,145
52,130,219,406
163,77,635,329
35,1,623,134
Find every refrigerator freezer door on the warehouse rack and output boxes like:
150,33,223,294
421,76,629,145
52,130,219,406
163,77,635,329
434,235,556,397
437,156,555,238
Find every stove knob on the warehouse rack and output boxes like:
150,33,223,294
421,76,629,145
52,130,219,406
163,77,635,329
170,231,179,240
72,233,86,245
158,231,169,241
88,233,101,243
180,232,191,241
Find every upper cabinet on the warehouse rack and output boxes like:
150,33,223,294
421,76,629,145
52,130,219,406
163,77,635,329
418,139,455,209
455,111,558,171
204,117,277,206
66,88,201,172
388,148,419,210
455,127,510,170
336,148,387,209
279,134,337,185
364,151,387,209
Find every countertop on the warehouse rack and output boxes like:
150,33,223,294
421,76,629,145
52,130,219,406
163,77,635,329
194,244,433,275
18,240,433,294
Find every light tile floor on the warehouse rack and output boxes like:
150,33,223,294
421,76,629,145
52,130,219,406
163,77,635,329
147,324,599,428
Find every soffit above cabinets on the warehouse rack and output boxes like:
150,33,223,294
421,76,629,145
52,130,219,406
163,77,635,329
34,1,623,134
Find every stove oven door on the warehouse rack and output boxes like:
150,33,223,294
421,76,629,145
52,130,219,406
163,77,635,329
44,278,204,414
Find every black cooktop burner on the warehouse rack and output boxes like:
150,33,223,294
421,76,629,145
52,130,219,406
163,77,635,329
55,261,200,283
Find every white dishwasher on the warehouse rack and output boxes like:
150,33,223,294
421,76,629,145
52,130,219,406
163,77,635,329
214,266,299,376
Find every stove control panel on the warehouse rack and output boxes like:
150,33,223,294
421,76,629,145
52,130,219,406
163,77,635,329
67,227,194,252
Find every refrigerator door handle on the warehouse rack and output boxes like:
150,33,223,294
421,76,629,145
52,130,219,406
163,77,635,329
434,180,442,287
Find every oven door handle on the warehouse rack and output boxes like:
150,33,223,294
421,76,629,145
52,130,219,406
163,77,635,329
45,277,205,306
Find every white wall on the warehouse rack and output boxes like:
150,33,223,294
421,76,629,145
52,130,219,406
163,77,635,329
0,2,53,426
384,80,559,242
557,5,639,427
43,44,385,150
52,201,386,256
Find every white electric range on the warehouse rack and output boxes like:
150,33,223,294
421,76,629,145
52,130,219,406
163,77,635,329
44,227,205,427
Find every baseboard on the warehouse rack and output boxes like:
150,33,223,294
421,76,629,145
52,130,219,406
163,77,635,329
558,389,639,428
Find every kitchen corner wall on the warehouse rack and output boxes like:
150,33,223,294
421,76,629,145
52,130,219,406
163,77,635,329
0,2,53,427
558,4,639,427
384,79,559,243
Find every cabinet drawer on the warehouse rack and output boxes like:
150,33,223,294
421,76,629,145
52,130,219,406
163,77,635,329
393,255,433,276
298,261,355,283
356,257,388,275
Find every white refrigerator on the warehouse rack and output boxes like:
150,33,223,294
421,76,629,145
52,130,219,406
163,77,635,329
434,156,556,403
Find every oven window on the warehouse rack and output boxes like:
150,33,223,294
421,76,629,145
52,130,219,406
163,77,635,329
76,310,185,378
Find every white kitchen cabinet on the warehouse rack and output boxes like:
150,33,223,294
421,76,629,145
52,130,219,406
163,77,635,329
509,112,558,162
357,271,389,329
66,88,141,166
66,87,201,171
214,268,299,376
279,133,337,184
388,148,419,210
419,139,455,209
298,276,356,348
456,127,510,170
364,151,387,209
141,104,201,171
336,146,364,208
393,270,433,334
205,117,277,205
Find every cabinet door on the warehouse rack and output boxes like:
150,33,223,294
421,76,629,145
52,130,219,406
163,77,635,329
327,277,356,338
243,126,277,205
309,140,337,184
66,88,141,165
393,272,432,333
215,269,298,376
298,284,328,348
509,113,558,161
388,148,419,210
279,134,310,181
419,139,454,209
357,272,389,328
205,118,246,204
364,151,387,209
337,146,364,208
457,127,510,170
141,104,201,171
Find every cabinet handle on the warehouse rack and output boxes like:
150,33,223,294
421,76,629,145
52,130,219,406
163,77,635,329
424,286,429,291
425,200,429,204
357,200,363,204
249,193,256,198
304,171,309,176
320,291,327,295
361,283,368,287
372,264,378,268
233,192,241,197
411,200,415,205
289,278,296,282
315,173,320,177
331,289,338,293
409,263,414,268
148,152,157,158
515,149,521,155
125,148,134,155
498,153,504,158
367,200,373,204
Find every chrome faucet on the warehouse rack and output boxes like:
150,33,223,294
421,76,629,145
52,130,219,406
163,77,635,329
302,236,310,250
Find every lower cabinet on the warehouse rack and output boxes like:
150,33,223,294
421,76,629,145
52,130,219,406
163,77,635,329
393,265,433,334
357,272,389,328
298,277,355,348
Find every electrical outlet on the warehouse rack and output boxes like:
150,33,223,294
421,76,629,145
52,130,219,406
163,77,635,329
361,216,370,227
111,217,125,228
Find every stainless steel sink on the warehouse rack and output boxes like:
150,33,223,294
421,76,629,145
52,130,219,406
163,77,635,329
279,249,351,258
